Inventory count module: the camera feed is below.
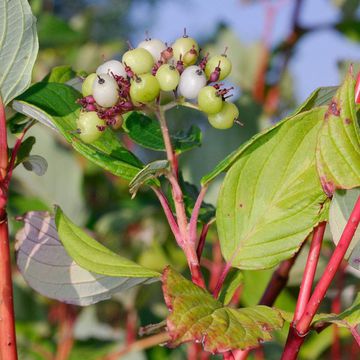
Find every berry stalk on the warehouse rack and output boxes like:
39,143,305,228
0,97,18,360
155,105,205,288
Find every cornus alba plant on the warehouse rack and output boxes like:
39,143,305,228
1,3,360,360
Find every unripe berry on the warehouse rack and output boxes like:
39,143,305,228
178,65,206,99
205,55,232,81
172,36,199,62
77,111,106,143
138,39,166,62
96,60,127,78
183,45,198,66
122,48,154,75
197,86,223,114
208,102,238,129
155,64,180,91
92,74,119,108
82,73,97,97
130,73,160,103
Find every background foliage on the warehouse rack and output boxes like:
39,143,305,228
5,0,360,359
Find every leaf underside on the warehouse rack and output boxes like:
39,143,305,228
13,82,143,181
162,267,284,354
316,72,360,195
16,212,157,306
217,107,329,270
329,188,360,269
0,0,38,105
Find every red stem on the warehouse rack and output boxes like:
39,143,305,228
259,250,301,306
197,220,212,260
213,261,232,299
0,98,18,360
189,186,208,245
152,187,182,246
350,327,360,347
294,222,326,322
0,97,7,177
282,196,360,359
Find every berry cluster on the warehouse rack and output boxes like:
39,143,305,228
76,30,239,143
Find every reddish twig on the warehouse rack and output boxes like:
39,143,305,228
196,220,213,260
213,261,232,299
151,187,182,245
282,196,360,359
350,327,360,347
0,97,18,360
101,332,170,360
189,186,208,245
54,304,76,360
294,222,327,322
259,247,302,306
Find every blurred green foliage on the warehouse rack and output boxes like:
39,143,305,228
7,0,360,359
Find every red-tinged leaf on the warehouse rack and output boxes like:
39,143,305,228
162,267,284,354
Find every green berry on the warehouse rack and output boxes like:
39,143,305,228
122,48,154,74
130,73,160,103
197,86,223,114
205,55,232,81
77,111,105,143
155,64,180,91
172,36,199,62
82,73,97,97
208,102,238,129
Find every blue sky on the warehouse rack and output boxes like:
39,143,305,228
128,0,360,102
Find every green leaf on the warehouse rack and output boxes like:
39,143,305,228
201,86,338,186
13,82,143,181
124,112,202,154
180,177,216,223
6,112,30,133
293,86,338,115
42,65,77,84
316,72,360,195
218,269,243,306
55,207,160,278
329,188,360,269
124,112,164,151
217,107,328,270
129,160,169,197
0,0,38,105
313,292,360,330
162,267,284,353
13,136,36,167
336,20,360,42
172,125,202,154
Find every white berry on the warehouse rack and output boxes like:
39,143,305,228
138,39,166,62
92,74,119,108
178,65,206,99
96,60,126,78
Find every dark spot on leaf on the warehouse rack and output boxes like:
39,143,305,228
320,177,335,197
330,101,340,116
345,118,352,125
353,258,360,264
239,203,243,208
